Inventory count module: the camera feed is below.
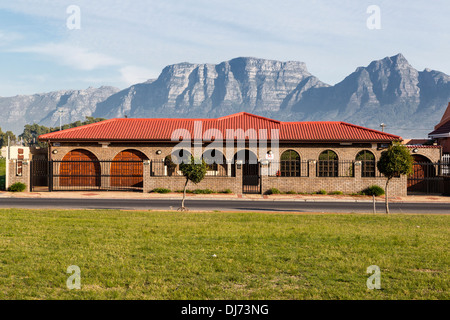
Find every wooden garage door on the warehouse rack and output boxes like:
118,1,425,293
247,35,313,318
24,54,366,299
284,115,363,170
111,150,146,188
60,149,100,187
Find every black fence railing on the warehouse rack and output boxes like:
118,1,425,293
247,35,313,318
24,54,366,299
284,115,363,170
28,158,450,194
150,160,230,177
267,160,309,177
317,160,354,177
407,161,445,194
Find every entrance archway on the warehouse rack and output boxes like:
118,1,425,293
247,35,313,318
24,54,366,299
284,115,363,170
408,155,436,193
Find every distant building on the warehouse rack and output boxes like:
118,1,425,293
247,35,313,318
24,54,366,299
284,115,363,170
429,102,450,154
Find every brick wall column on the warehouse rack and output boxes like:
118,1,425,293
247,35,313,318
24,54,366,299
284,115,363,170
308,160,316,178
143,160,152,193
7,159,30,192
101,162,111,189
235,161,243,195
260,161,269,195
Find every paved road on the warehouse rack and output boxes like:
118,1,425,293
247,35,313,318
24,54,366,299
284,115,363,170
0,198,449,213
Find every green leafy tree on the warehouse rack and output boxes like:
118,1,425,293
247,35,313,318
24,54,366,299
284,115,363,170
19,124,51,148
178,156,207,211
19,117,106,147
377,143,413,214
0,128,17,148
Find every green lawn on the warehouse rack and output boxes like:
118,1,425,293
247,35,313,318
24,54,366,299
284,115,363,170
0,209,448,300
0,158,5,191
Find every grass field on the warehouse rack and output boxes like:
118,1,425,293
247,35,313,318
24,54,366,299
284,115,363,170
0,158,5,191
0,209,448,300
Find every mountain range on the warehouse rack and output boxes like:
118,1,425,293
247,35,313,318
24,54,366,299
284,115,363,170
1,53,449,138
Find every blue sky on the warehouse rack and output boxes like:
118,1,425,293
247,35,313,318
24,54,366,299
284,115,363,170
0,0,449,96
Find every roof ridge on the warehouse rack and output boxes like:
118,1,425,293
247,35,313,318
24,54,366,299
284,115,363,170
339,121,402,139
217,112,281,124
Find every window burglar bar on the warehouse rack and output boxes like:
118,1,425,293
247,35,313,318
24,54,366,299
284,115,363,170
317,160,354,177
268,161,309,177
150,160,228,177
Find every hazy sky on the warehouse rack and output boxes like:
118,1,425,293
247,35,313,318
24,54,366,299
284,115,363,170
0,0,449,96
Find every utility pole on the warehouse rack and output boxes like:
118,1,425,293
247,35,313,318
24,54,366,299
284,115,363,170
7,135,10,160
58,109,64,131
380,123,386,132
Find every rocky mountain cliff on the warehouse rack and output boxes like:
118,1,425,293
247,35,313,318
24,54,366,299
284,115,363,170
1,54,449,138
0,86,119,133
93,57,328,119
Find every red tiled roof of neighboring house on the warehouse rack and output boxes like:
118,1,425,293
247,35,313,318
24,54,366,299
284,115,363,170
39,112,402,142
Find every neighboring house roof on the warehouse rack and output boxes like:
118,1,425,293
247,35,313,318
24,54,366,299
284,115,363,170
39,112,402,142
434,102,450,130
430,102,450,138
429,120,450,138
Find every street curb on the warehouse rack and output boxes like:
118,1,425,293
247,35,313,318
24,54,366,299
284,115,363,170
1,195,449,204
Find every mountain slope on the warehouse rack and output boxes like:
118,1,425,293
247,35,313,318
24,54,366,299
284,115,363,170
94,57,326,119
0,86,119,133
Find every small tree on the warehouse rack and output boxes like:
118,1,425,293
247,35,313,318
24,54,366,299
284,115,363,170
178,156,207,211
164,155,177,176
377,143,413,214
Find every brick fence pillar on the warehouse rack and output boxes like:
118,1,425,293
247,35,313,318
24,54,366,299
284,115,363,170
235,161,243,195
143,160,152,193
7,159,30,192
308,160,316,178
260,161,269,195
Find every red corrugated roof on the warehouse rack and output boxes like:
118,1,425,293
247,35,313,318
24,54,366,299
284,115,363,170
39,112,401,142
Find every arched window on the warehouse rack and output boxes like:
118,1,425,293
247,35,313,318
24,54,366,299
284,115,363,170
318,150,338,177
202,149,227,176
280,150,301,177
356,150,375,177
171,149,191,164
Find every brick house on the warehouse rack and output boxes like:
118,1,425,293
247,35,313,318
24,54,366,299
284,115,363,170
35,112,414,195
429,102,450,154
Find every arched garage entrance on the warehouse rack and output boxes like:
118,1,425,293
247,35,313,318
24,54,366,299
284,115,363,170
111,150,148,188
407,155,439,194
60,149,101,187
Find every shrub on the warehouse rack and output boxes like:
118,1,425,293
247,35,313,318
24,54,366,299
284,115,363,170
286,191,297,194
360,185,385,196
9,182,26,192
329,191,343,195
152,188,171,193
267,188,281,195
222,189,233,194
316,189,327,195
192,189,214,194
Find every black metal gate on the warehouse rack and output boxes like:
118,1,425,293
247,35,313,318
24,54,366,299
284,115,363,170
31,160,145,192
407,162,444,194
242,162,260,194
30,159,49,192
